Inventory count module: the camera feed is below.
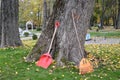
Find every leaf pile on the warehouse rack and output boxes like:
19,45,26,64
86,44,120,70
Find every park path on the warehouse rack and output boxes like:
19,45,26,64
21,34,120,44
85,37,120,44
21,33,40,40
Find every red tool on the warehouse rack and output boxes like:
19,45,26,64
36,21,60,69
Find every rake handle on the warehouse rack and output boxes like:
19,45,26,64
72,10,84,58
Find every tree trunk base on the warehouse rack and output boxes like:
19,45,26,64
26,0,94,66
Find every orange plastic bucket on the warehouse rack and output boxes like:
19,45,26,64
79,58,93,74
36,53,53,69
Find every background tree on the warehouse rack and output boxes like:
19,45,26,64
100,0,104,29
26,0,95,66
19,0,43,28
19,0,57,29
108,0,118,28
0,0,22,48
90,0,119,29
116,0,120,29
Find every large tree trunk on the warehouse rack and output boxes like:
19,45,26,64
0,0,1,45
26,0,94,66
0,0,22,48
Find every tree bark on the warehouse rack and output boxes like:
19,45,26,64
0,0,1,45
42,0,48,30
0,0,22,48
26,0,94,66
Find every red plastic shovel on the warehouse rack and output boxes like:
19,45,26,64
36,21,60,69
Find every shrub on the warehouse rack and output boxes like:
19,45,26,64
36,27,41,31
32,34,38,40
24,32,29,37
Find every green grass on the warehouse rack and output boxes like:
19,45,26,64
89,31,120,38
0,40,120,80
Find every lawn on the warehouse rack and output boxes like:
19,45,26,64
89,31,120,38
88,27,120,38
0,40,120,80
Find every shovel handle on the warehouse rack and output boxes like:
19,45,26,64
48,21,60,53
